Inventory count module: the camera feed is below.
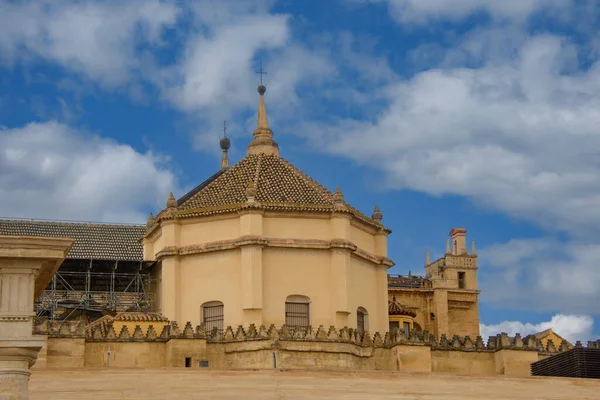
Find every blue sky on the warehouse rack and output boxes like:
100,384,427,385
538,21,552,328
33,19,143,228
1,0,599,342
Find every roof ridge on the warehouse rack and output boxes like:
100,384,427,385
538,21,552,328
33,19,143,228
0,218,144,227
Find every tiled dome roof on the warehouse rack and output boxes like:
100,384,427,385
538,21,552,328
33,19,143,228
153,153,385,231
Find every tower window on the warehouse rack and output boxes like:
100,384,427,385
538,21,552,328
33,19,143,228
458,272,466,289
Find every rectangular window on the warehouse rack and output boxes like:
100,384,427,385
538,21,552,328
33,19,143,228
403,322,410,335
357,311,365,335
389,321,399,332
203,304,224,333
458,272,466,289
285,302,309,329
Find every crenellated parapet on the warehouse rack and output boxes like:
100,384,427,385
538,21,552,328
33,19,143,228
34,318,85,338
34,318,600,356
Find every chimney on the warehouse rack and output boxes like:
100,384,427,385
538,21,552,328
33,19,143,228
449,228,468,255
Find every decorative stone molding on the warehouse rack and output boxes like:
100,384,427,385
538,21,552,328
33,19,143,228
0,317,30,323
155,237,392,266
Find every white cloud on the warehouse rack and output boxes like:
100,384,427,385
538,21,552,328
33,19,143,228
479,238,600,315
480,314,596,344
351,0,573,24
308,34,600,239
0,0,179,86
0,122,179,223
160,14,290,112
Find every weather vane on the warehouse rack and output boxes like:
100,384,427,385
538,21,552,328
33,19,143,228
256,60,267,85
223,120,227,137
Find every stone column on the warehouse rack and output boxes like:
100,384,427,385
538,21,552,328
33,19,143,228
0,236,73,400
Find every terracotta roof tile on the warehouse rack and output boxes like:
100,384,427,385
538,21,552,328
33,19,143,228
163,153,384,230
84,312,168,337
0,219,145,260
113,312,169,322
388,296,416,317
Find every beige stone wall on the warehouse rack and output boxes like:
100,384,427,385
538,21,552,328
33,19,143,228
431,350,496,375
179,216,240,246
176,250,242,326
85,342,166,368
46,338,85,368
31,336,48,370
37,321,588,379
40,336,548,378
263,215,331,241
448,305,479,338
166,338,207,367
494,349,539,376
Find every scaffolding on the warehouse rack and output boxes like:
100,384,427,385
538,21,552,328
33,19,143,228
34,258,155,321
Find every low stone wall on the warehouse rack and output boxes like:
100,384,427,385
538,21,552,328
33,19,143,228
32,319,600,376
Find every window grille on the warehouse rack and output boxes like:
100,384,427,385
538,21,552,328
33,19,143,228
357,311,365,334
203,304,224,333
389,321,399,332
285,302,309,328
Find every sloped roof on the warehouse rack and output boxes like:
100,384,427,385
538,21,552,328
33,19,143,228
156,153,384,230
179,154,333,210
535,328,572,346
388,296,416,317
85,312,169,337
0,219,145,261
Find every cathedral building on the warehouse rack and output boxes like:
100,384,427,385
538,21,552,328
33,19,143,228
388,228,480,339
143,83,393,334
0,83,481,339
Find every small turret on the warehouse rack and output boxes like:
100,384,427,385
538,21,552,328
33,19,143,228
166,192,177,209
471,239,477,256
371,204,383,222
333,185,344,203
146,213,155,229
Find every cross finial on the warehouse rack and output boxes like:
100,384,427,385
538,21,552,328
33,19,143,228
223,120,227,138
256,60,267,85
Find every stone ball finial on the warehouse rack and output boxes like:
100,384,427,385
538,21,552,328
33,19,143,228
372,204,383,221
220,136,231,150
166,192,177,209
146,212,155,229
257,85,266,95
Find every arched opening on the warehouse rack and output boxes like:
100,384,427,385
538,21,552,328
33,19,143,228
201,301,224,333
285,295,310,329
357,307,369,335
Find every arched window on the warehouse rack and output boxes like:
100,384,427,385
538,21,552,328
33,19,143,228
201,301,224,333
357,307,369,335
285,295,310,329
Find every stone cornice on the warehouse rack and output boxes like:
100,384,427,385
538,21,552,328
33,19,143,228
0,236,74,258
155,236,391,266
146,205,391,239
